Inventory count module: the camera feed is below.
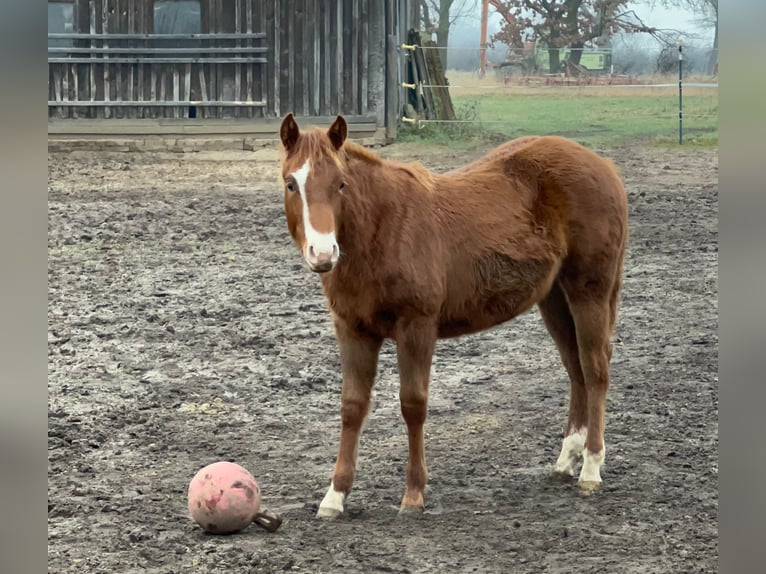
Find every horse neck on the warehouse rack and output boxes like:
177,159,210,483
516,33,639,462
336,160,381,251
337,155,430,261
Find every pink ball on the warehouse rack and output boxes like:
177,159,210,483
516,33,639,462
187,461,262,534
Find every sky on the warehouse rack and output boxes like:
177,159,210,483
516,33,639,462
627,2,715,41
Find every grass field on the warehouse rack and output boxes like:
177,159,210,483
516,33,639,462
400,71,718,148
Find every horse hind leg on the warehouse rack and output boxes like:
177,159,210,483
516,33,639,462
560,272,621,494
395,316,437,514
538,280,588,478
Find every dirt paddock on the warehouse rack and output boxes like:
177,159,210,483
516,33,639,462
48,139,718,573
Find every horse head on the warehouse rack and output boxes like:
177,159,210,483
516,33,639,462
279,113,348,273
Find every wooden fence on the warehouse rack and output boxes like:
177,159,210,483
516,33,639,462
48,0,409,131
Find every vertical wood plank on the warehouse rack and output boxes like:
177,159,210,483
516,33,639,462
385,0,397,138
102,0,111,119
337,2,344,114
303,0,309,115
287,0,295,115
199,65,208,103
109,0,125,117
75,0,90,117
342,1,353,114
173,67,180,118
234,0,241,118
185,63,191,116
200,0,209,118
262,0,273,116
126,0,134,118
271,0,279,117
151,56,158,112
211,0,218,119
305,0,314,115
136,0,144,118
72,64,79,119
115,0,124,118
281,0,290,112
332,1,342,114
311,0,320,116
62,64,70,118
291,0,308,115
253,0,263,117
137,57,144,119
210,0,217,118
320,4,330,116
160,69,169,119
149,0,157,118
159,70,166,108
246,0,253,118
351,0,359,114
69,0,78,118
215,0,223,118
360,0,369,116
54,68,65,119
90,0,97,118
198,0,209,125
368,0,385,126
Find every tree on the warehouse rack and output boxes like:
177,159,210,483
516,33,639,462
492,1,669,74
418,0,479,70
645,0,717,74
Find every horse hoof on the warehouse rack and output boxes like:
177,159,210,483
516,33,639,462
578,480,601,495
316,505,343,519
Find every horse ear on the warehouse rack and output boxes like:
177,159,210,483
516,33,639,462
327,115,348,150
280,113,300,152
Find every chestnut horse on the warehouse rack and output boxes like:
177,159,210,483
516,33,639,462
278,113,628,518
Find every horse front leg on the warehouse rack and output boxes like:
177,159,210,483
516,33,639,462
317,320,383,518
395,316,437,514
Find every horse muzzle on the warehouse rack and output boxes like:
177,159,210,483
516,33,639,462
305,243,339,273
308,260,335,273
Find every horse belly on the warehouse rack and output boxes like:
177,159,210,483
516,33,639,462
438,254,559,338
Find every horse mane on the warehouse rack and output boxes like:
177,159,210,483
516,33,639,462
286,126,436,194
341,139,382,167
342,139,437,193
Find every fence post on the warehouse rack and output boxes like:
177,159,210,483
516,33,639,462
385,0,397,141
678,38,683,145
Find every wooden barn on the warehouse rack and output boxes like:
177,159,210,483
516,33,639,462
47,0,417,142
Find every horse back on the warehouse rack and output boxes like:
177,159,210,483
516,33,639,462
441,135,627,256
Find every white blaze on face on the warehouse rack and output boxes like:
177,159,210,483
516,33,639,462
290,160,339,268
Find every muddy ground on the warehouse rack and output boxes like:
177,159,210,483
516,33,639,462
48,139,718,573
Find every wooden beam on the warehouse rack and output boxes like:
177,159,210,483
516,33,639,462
48,99,268,107
49,57,268,64
48,116,380,136
384,0,397,139
48,46,269,53
48,32,267,39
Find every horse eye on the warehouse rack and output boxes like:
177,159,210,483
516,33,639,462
286,182,296,192
339,182,346,191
